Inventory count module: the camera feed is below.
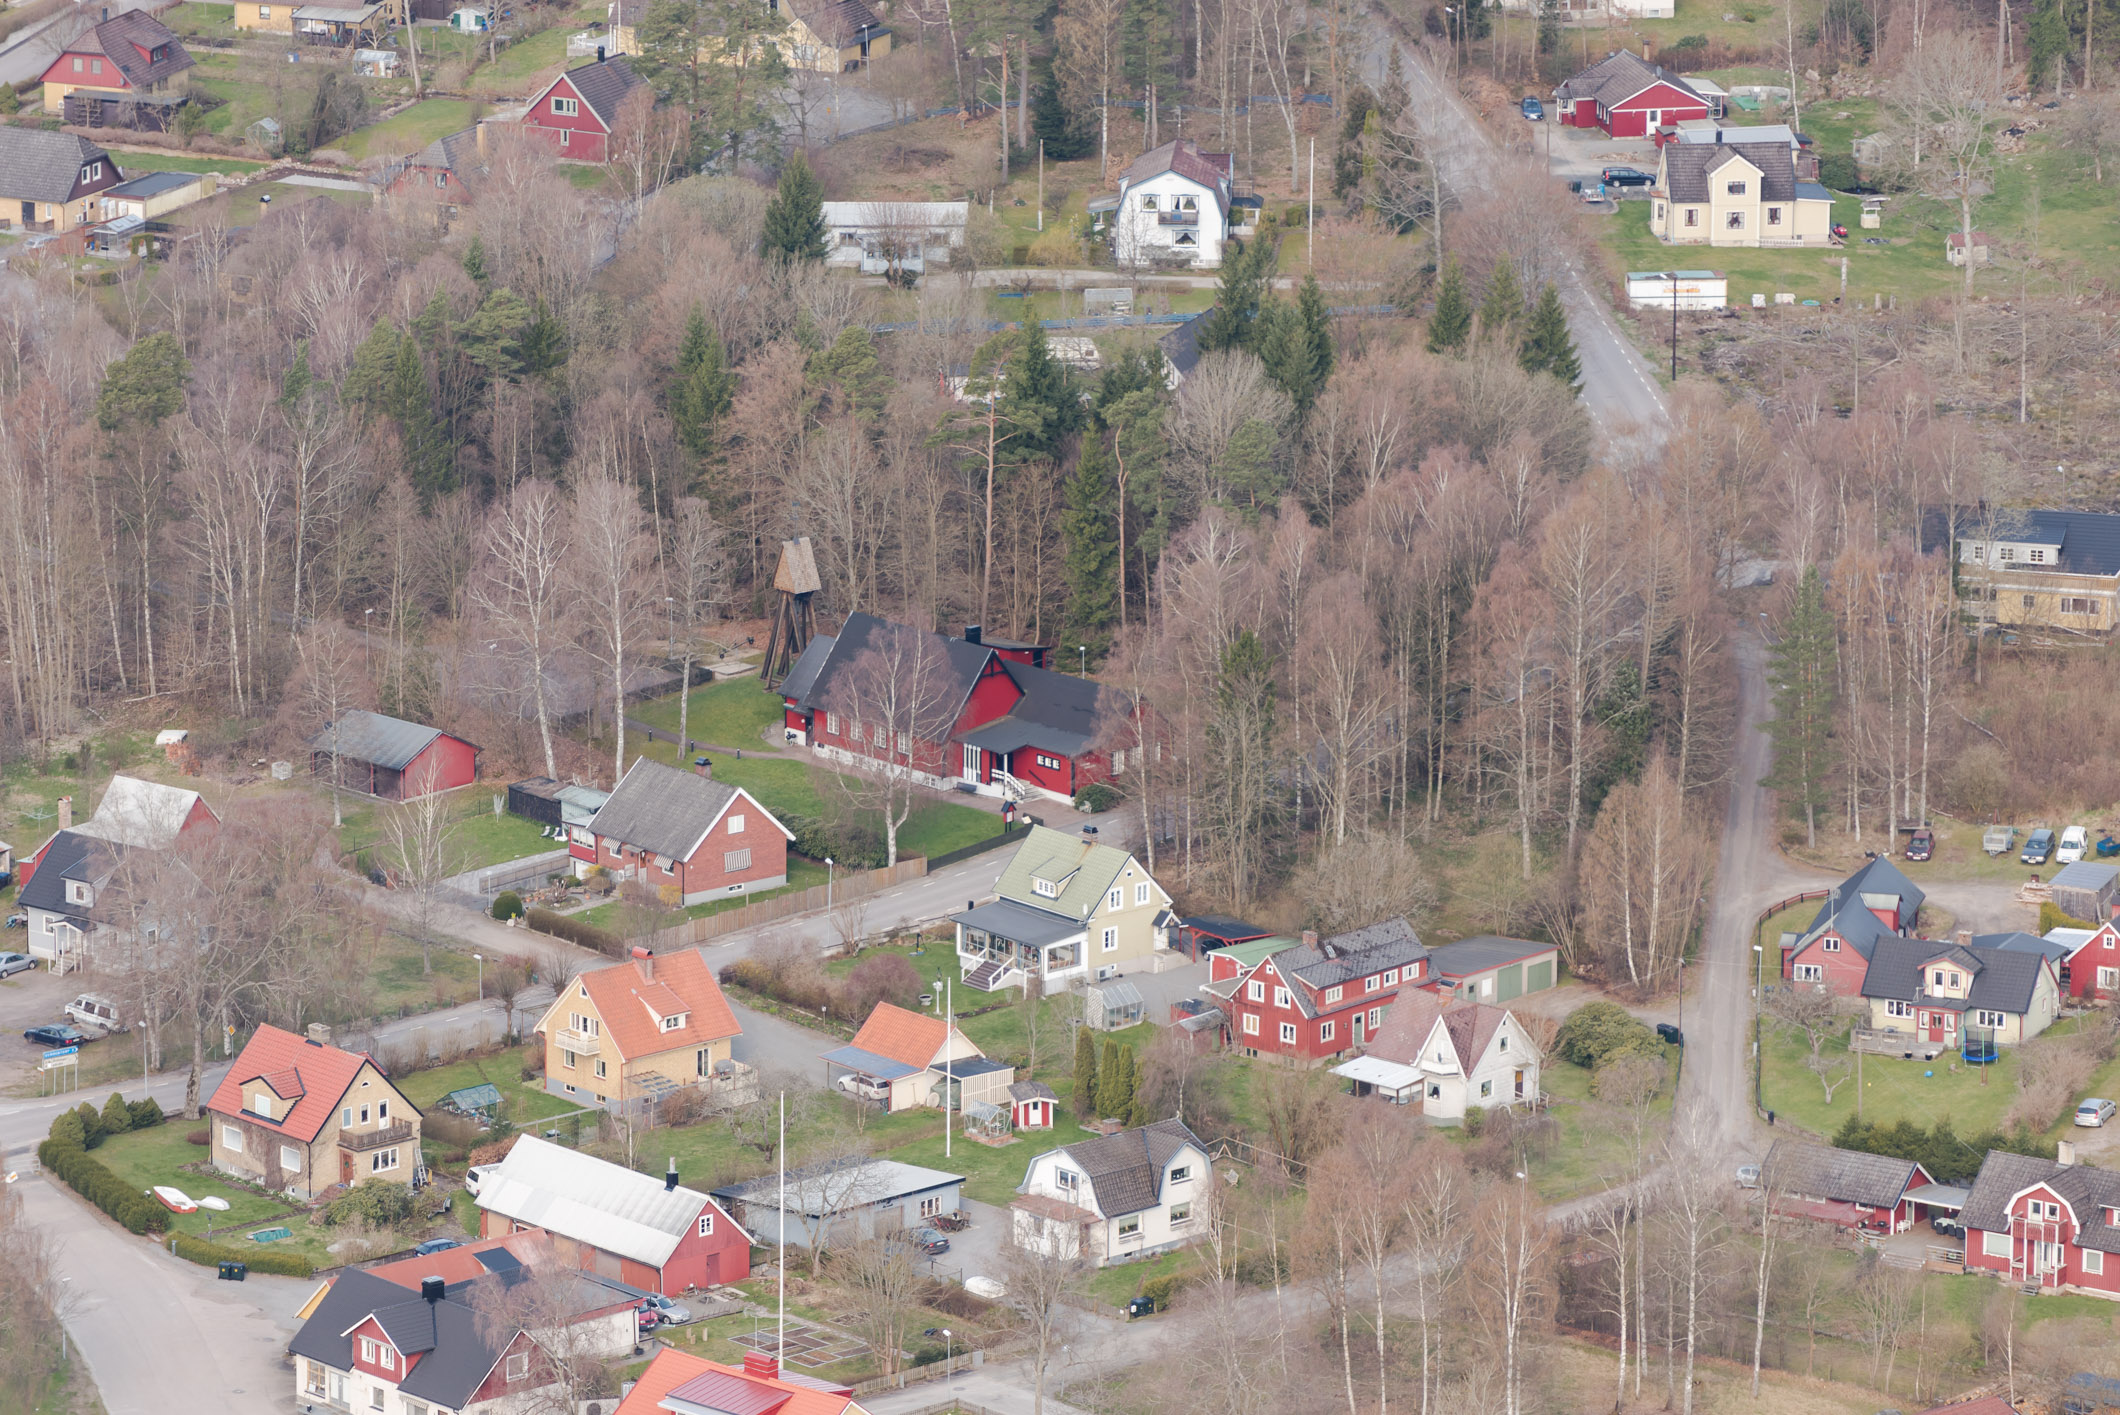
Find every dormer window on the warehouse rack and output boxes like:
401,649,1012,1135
66,881,90,905
1932,970,1945,988
83,162,102,182
661,1013,687,1031
251,1093,274,1119
1033,877,1058,898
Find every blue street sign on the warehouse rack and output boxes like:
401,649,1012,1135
43,1046,77,1060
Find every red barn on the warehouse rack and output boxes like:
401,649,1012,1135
779,613,1147,806
1962,1148,2120,1296
1781,855,1924,997
310,709,480,800
519,54,644,164
1554,50,1710,138
1214,920,1430,1066
16,775,218,891
582,757,792,903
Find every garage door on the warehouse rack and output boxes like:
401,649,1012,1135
1526,959,1554,992
1497,962,1523,1002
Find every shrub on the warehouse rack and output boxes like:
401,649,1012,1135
1140,1273,1181,1311
469,1136,516,1166
74,1100,107,1149
1460,1104,1486,1137
491,890,525,921
1818,151,1859,191
168,1231,314,1277
50,1111,88,1151
843,953,923,1017
101,1092,135,1136
40,1117,166,1235
131,1098,165,1129
1073,782,1123,813
186,1127,210,1146
1554,1001,1663,1069
324,1178,418,1228
525,907,621,956
2040,900,2093,935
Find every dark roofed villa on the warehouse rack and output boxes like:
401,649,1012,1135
1941,507,2120,636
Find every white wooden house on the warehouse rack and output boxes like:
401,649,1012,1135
1094,140,1245,270
1333,991,1541,1122
1011,1118,1209,1266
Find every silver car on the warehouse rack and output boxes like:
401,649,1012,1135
643,1293,693,1324
0,952,34,978
2076,1098,2117,1128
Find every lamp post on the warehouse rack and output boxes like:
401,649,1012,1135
825,857,834,916
1664,269,1680,380
474,952,483,1001
1077,645,1087,675
943,1328,953,1375
364,606,374,675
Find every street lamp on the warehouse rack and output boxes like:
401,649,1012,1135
1664,269,1681,381
825,857,834,916
943,1328,953,1374
1078,645,1087,675
474,952,484,1001
364,606,374,675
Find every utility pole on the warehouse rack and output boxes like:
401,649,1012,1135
1667,270,1680,380
1038,139,1044,231
1306,137,1314,265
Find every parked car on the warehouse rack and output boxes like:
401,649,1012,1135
23,1024,88,1047
465,1165,491,1196
1929,1213,1964,1237
2023,828,2056,865
1601,166,1654,187
4,913,24,929
64,993,125,1035
0,951,34,978
413,1237,463,1256
910,1228,950,1256
1520,95,1543,120
1905,829,1934,861
635,1304,662,1333
2058,826,2091,863
1734,1164,1762,1189
835,1072,889,1103
2076,1098,2118,1128
642,1294,693,1325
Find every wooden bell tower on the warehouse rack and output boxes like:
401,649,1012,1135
762,536,821,688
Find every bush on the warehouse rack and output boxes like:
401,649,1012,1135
1139,1273,1181,1311
74,1100,107,1149
324,1178,418,1228
491,890,525,921
131,1098,165,1129
1073,782,1123,813
101,1092,135,1136
169,1230,314,1277
50,1111,88,1151
780,812,886,869
526,907,621,956
186,1127,210,1146
843,953,923,1016
1554,1001,1663,1069
1817,151,1859,191
1460,1104,1486,1137
40,1116,166,1235
2040,900,2094,935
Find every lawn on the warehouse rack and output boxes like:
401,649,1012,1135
338,787,557,875
468,23,575,92
363,938,483,1018
647,1094,946,1196
108,150,267,177
161,1,239,36
338,99,483,161
1530,1053,1675,1201
393,1043,583,1127
573,858,831,931
632,679,787,753
1759,1008,2022,1140
92,1123,338,1267
1081,1244,1201,1308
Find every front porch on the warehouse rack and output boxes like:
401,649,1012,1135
953,900,1085,992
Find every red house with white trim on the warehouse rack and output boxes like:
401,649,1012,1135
1780,855,1925,997
2039,920,2120,999
1962,1148,2120,1297
519,54,645,163
1554,50,1711,138
779,613,1146,805
1211,919,1430,1065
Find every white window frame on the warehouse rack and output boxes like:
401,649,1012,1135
1108,888,1123,910
1365,975,1382,992
1034,877,1058,898
222,1124,242,1151
1793,963,1824,982
1135,882,1150,905
1241,1013,1260,1036
729,813,746,834
1169,1202,1192,1225
1983,1230,2010,1257
2085,1247,2106,1275
1246,980,1264,1002
1382,968,1399,985
371,1148,399,1172
1321,1020,1336,1042
280,1144,301,1172
1822,937,1841,952
1325,986,1342,1004
1279,1021,1297,1045
1117,1216,1142,1238
1885,1000,1913,1018
1273,987,1290,1010
921,1195,942,1217
551,95,579,115
1101,927,1117,951
1169,1165,1190,1184
1975,1009,2007,1029
698,1213,715,1236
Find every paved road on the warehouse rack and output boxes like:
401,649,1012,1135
1363,26,1670,450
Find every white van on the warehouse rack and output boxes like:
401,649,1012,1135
64,993,124,1035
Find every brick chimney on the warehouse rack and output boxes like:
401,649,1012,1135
1301,930,1320,952
56,796,71,831
1956,929,1973,949
743,1351,780,1381
2059,1138,2077,1166
692,755,713,779
632,945,653,981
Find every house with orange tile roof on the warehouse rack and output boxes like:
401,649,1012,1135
1330,989,1541,1122
531,946,753,1116
616,1347,874,1415
820,1000,1013,1113
207,1024,421,1198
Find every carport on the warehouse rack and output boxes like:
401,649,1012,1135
819,1045,921,1107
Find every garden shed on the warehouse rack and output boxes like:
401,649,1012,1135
2051,861,2119,925
1084,979,1144,1031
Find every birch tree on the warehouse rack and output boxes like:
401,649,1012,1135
572,468,655,779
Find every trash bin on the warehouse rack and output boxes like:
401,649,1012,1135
1126,1296,1154,1319
218,1260,247,1281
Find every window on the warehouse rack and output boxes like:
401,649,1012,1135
378,1101,388,1120
222,1125,242,1151
1726,180,1747,195
372,1148,399,1172
1242,1013,1260,1036
2031,549,2048,563
1118,1217,1142,1238
569,1013,600,1037
1726,211,1746,229
1135,883,1150,905
89,61,101,75
1034,877,1059,898
1035,753,1065,771
1498,1035,1509,1053
1971,544,1986,561
2000,546,2016,561
1383,968,1400,986
825,711,839,735
1684,208,1698,227
360,1337,379,1364
660,856,675,875
699,1213,716,1236
1949,971,1962,988
1057,1169,1079,1193
343,1107,353,1127
1654,202,1664,222
725,848,752,872
551,95,579,115
71,56,81,71
379,1346,394,1371
595,1058,608,1079
67,881,89,905
1984,1230,2011,1257
305,1360,328,1396
280,1144,301,1172
1767,206,1782,226
559,129,571,146
1279,1022,1297,1044
1365,975,1382,993
1247,980,1265,1002
258,5,272,17
251,1092,274,1119
1794,964,1823,982
2022,594,2037,609
1886,999,1914,1018
1325,986,1342,1005
1170,1165,1190,1184
1975,1009,2007,1028
1480,1079,1493,1099
1273,987,1291,1010
1141,194,1158,211
1932,970,1946,988
870,722,886,746
1109,888,1124,910
662,1014,683,1031
723,813,746,837
1320,1020,1336,1042
697,1048,713,1076
1091,927,1110,952
561,1048,577,1069
1822,937,1841,952
1170,1202,1193,1224
2064,597,2098,616
405,1402,428,1415
1369,1008,1383,1031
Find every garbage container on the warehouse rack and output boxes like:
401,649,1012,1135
218,1260,247,1281
1126,1296,1154,1319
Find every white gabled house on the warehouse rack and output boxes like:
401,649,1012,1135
1012,1118,1209,1266
1092,140,1256,270
1333,989,1541,1122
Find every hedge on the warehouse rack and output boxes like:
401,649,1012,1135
169,1230,315,1277
39,1132,167,1235
526,907,621,956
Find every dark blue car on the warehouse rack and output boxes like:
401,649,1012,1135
24,1024,88,1047
1520,96,1543,121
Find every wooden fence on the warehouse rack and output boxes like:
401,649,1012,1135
646,858,930,949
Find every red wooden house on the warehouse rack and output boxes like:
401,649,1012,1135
310,709,480,800
1554,50,1710,138
1962,1148,2120,1296
2037,921,2120,999
1765,1138,1938,1235
1211,919,1430,1066
1781,855,1925,997
519,53,644,164
582,757,792,904
779,613,1145,805
39,13,194,131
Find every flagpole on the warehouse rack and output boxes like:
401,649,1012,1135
777,1090,785,1361
945,975,954,1160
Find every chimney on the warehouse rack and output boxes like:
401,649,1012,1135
1956,929,1973,950
1716,128,1725,144
632,945,653,981
57,796,71,831
964,624,983,645
1301,929,1320,953
742,1351,780,1381
665,1158,679,1192
421,1275,445,1304
2059,1139,2077,1166
693,755,714,779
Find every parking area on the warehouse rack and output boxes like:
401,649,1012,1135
0,963,101,1089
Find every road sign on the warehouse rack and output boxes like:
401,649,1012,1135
42,1045,77,1060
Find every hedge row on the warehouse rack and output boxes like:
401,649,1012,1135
526,907,621,956
169,1230,315,1278
39,1136,167,1236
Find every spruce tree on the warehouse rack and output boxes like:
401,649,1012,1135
1062,433,1120,658
1479,260,1524,343
1030,72,1091,161
519,298,567,375
1260,273,1334,413
1198,234,1275,354
1764,563,1838,849
461,235,489,285
1073,1028,1099,1117
388,333,455,501
95,331,189,431
281,340,314,408
1097,1041,1134,1121
670,305,736,458
1003,324,1076,458
1425,255,1471,355
761,152,827,262
1297,270,1334,388
1519,282,1582,392
343,320,398,412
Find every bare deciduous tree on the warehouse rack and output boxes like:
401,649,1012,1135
475,478,574,779
820,622,960,866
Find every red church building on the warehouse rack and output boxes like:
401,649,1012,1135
519,54,645,164
779,614,1145,805
1554,50,1711,138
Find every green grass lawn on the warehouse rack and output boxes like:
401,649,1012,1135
647,1095,945,1195
633,679,786,752
92,1123,338,1266
1530,1053,1675,1201
338,98,482,161
1759,1011,2022,1139
338,787,557,875
394,1043,582,1127
1081,1245,1201,1308
161,1,239,36
565,164,611,190
109,150,267,177
363,941,482,1017
574,859,830,932
468,23,574,92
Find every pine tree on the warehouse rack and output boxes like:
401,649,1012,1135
1030,71,1091,160
458,286,533,382
1073,1028,1099,1117
343,320,398,412
95,331,189,431
1062,433,1120,657
1425,255,1471,355
1478,260,1524,343
761,152,827,262
1198,234,1275,354
519,298,567,375
461,236,489,285
388,333,455,502
1764,563,1838,849
670,305,736,458
1097,1041,1135,1121
1519,282,1582,392
1003,324,1077,458
280,340,314,408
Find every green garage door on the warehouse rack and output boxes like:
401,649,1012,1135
1526,958,1554,992
1496,962,1523,1002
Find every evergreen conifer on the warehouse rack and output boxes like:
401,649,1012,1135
1426,256,1471,354
761,152,827,261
